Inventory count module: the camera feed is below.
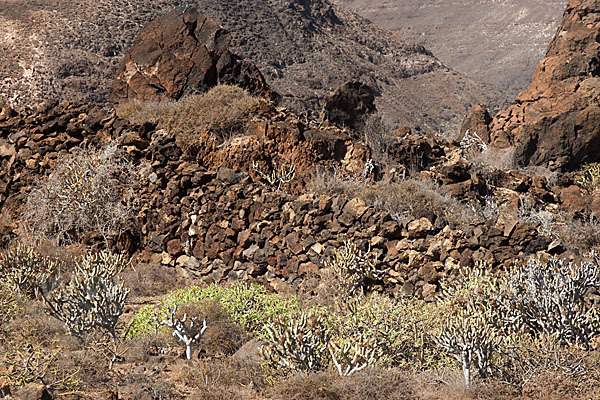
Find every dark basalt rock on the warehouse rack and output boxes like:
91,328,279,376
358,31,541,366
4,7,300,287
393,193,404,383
110,7,277,104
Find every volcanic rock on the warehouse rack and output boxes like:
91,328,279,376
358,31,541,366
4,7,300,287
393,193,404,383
460,104,492,142
110,7,276,104
320,80,376,128
489,0,600,170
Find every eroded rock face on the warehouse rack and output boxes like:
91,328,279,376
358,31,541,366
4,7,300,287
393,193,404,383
489,0,600,170
319,80,376,128
460,104,492,142
110,7,276,104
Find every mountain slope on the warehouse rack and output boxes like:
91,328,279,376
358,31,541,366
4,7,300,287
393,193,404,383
0,0,504,132
333,0,568,99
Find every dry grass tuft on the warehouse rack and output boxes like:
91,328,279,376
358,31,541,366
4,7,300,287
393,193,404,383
164,85,261,153
360,178,477,225
115,99,176,125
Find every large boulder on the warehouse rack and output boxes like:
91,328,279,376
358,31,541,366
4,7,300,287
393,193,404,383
319,80,376,129
110,7,277,104
489,0,600,170
460,104,492,143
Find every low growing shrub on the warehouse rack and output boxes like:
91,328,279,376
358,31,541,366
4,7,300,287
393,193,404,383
23,143,138,245
128,283,304,338
164,85,260,153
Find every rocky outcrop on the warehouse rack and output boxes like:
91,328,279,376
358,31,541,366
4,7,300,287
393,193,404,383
460,104,492,142
319,80,376,128
110,7,276,104
489,0,600,170
0,100,568,300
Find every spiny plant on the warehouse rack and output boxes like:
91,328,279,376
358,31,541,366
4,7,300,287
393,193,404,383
0,244,62,298
252,160,295,191
43,251,130,340
23,143,138,245
262,311,331,373
503,255,600,347
328,332,381,376
575,162,600,193
323,239,386,295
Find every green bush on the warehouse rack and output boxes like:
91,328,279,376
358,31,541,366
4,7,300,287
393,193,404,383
128,283,304,338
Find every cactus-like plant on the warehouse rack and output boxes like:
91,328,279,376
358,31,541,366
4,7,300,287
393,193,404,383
504,255,600,346
43,251,130,340
575,162,600,193
262,311,330,373
252,160,295,191
156,304,207,360
0,244,61,298
435,311,498,386
324,239,386,295
328,333,380,376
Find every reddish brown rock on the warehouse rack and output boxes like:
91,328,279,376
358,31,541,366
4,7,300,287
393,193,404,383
110,7,276,105
489,0,600,169
559,185,588,214
319,80,376,129
460,104,492,142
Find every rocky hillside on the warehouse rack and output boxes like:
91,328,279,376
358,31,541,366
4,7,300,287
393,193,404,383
333,0,568,99
0,0,503,133
462,0,600,170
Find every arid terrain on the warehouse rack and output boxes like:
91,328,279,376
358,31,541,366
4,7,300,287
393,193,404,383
0,0,507,133
333,0,569,98
1,0,600,399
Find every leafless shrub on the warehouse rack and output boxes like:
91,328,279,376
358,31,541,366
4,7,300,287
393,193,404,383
156,303,207,360
308,167,365,197
460,130,488,154
360,178,478,225
164,85,260,153
358,113,395,163
323,239,385,295
43,251,130,340
555,214,600,252
466,142,516,174
23,142,138,245
262,311,330,373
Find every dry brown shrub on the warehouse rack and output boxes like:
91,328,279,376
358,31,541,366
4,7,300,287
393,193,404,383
163,85,260,153
360,178,477,225
266,368,414,400
410,370,517,400
115,99,176,125
22,143,139,246
181,358,263,391
521,370,600,400
308,168,365,197
358,113,395,164
121,262,192,298
197,301,247,357
555,214,600,253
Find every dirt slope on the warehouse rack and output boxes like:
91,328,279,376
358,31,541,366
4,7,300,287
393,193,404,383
333,0,568,99
0,0,503,133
